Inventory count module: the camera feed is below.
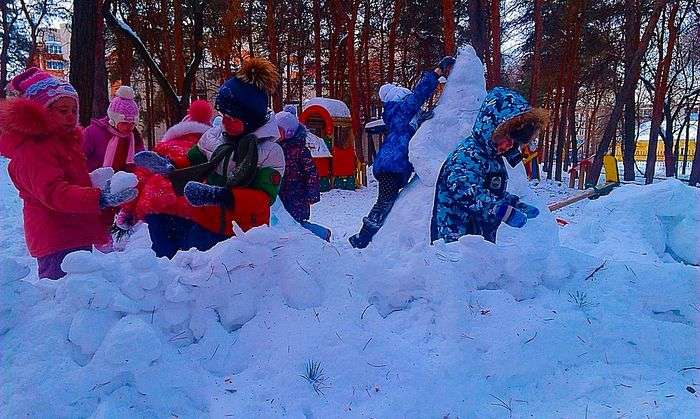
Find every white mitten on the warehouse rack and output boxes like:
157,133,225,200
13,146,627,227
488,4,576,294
89,167,115,190
110,171,139,194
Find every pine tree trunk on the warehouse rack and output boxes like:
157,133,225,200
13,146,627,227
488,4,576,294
173,0,185,92
266,0,282,109
0,1,17,99
387,0,403,82
313,0,322,96
442,0,456,55
70,0,99,127
690,118,700,186
346,3,362,143
92,0,109,120
467,0,488,63
487,0,501,88
662,103,676,177
528,0,543,105
622,0,640,181
645,2,679,184
587,0,666,185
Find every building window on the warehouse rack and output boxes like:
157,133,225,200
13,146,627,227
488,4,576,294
46,43,62,55
46,60,64,71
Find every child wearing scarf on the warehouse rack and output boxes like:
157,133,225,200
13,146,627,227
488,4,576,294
82,85,145,172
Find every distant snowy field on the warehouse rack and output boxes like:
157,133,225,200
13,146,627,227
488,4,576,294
1,47,698,418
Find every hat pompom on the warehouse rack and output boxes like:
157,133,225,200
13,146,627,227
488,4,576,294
187,100,214,124
236,57,280,96
115,85,135,100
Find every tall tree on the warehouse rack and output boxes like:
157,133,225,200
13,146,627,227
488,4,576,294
644,1,680,184
0,0,21,98
70,0,100,126
467,0,488,62
487,0,501,88
103,0,208,121
587,0,667,186
387,0,403,82
312,0,322,96
622,0,640,181
266,0,282,109
528,0,543,105
442,0,456,55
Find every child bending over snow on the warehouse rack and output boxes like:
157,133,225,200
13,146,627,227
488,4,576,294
431,87,548,244
0,68,137,279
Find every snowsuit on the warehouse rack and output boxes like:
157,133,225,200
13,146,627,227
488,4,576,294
350,71,439,248
278,125,330,241
131,118,285,258
82,116,145,172
279,125,320,222
430,87,534,244
0,98,109,278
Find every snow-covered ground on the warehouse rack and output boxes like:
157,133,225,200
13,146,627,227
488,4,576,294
1,47,698,418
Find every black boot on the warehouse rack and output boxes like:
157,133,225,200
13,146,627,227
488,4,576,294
349,218,380,249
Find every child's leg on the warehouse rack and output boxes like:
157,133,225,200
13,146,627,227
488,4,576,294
37,247,91,280
299,221,331,242
349,173,403,248
145,214,184,259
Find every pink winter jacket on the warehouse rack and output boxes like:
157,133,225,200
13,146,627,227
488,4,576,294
0,98,108,257
82,116,145,172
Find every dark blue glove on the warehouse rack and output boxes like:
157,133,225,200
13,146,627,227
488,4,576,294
184,181,233,208
133,151,174,175
516,202,540,219
438,56,456,73
99,180,138,209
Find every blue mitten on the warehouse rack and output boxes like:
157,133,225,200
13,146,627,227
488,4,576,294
184,181,233,208
133,151,174,174
505,209,527,228
516,202,540,219
496,204,528,228
100,185,138,209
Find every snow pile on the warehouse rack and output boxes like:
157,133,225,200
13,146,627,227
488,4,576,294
1,46,698,417
563,179,700,265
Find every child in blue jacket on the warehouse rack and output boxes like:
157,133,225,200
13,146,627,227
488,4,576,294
349,56,455,248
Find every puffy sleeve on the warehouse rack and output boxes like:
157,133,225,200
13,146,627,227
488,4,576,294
11,149,101,214
396,71,440,119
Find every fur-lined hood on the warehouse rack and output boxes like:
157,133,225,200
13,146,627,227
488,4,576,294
162,120,212,142
0,98,82,158
471,87,549,154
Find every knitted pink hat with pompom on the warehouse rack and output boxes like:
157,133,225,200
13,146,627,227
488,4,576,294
108,85,139,126
7,67,78,108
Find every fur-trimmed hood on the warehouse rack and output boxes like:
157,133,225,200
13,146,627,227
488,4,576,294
162,120,212,142
0,98,69,158
471,87,549,154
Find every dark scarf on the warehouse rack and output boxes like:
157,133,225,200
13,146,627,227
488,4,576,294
168,132,259,195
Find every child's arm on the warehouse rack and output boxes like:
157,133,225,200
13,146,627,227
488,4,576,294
396,70,440,118
444,153,521,228
15,154,101,214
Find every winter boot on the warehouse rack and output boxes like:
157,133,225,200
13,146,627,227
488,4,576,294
348,217,380,249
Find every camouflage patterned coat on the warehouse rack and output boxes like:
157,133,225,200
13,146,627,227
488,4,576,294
430,87,534,243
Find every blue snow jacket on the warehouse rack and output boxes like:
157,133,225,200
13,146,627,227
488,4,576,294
372,71,440,185
431,87,533,244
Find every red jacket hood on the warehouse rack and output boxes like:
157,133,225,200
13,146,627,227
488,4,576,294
0,98,80,158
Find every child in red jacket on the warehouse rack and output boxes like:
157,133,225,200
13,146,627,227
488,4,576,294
0,68,138,279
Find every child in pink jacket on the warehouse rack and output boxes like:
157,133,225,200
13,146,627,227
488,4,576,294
0,68,138,279
82,85,145,172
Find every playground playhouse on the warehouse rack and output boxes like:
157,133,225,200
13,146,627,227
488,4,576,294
300,98,359,191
